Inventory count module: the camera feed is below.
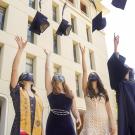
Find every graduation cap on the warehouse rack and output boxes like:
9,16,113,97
56,3,72,36
92,12,106,32
29,11,50,35
18,72,34,83
56,19,72,36
112,0,127,10
88,72,99,81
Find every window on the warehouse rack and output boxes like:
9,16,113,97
0,47,2,77
75,74,81,97
27,22,34,44
68,0,74,4
89,51,95,70
52,4,59,22
0,7,5,30
86,26,92,42
53,31,59,54
71,16,77,33
54,65,61,74
29,0,35,9
0,100,1,122
26,57,34,73
73,42,80,63
0,96,8,135
0,46,1,58
80,2,87,15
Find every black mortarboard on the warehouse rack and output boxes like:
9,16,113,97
88,72,99,81
18,72,34,83
92,12,106,32
29,11,50,35
56,19,72,36
112,0,127,10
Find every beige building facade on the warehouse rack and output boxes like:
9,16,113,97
0,0,116,135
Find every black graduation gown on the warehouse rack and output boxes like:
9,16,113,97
107,53,135,135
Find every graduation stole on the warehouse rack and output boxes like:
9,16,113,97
20,87,43,135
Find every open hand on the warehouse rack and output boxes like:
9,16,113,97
44,48,51,56
114,33,119,52
15,36,27,50
79,43,85,55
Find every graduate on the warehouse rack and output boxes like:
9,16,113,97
10,36,44,135
44,49,81,135
79,44,116,135
107,34,135,135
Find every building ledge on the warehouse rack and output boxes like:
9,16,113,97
95,0,110,15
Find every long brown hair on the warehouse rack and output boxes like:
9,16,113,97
51,80,74,99
19,81,36,94
87,72,109,102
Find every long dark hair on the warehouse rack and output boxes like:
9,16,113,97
18,81,36,94
51,80,74,99
18,73,36,93
87,72,109,102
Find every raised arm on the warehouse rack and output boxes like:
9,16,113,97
10,36,27,89
44,49,52,95
107,34,127,90
79,44,88,96
114,33,119,54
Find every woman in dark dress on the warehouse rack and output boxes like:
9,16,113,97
10,36,43,135
44,49,81,135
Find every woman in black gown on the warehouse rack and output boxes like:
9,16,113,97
44,49,81,135
107,34,135,135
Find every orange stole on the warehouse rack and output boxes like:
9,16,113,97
20,87,43,135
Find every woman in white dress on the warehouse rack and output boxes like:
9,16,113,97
79,45,116,135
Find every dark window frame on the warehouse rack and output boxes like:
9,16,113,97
29,0,36,9
71,17,76,33
0,7,5,30
26,57,34,73
27,22,34,44
52,4,58,22
86,26,92,42
80,2,87,15
53,31,59,54
89,51,95,70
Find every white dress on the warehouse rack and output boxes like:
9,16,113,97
80,96,110,135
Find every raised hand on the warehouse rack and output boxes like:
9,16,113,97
44,48,51,56
114,33,119,52
79,43,85,55
15,36,27,50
